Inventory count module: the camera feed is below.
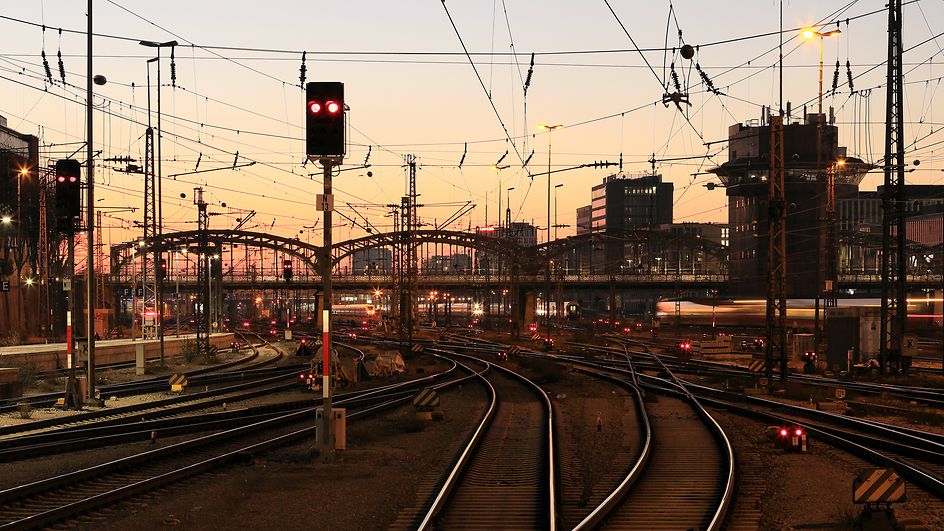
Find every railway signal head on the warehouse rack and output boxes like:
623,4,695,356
54,159,82,233
282,259,293,283
305,81,345,159
157,258,167,281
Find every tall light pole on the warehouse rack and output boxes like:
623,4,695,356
140,39,177,365
85,0,98,402
802,27,840,352
537,123,562,340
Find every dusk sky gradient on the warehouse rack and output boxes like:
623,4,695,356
3,0,944,248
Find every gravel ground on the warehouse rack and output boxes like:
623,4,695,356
95,380,488,530
7,333,940,530
713,409,944,531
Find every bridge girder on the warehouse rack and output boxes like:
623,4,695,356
111,229,322,274
331,229,527,266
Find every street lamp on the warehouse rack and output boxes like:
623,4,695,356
801,27,841,171
140,39,177,364
803,27,841,352
537,123,562,341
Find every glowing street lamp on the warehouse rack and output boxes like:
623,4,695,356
537,122,562,341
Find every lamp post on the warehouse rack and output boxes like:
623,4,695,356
86,0,98,402
140,39,177,365
803,27,840,351
537,123,562,341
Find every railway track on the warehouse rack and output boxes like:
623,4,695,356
570,338,944,408
0,355,466,530
552,340,944,528
426,334,735,530
558,366,650,530
419,352,555,531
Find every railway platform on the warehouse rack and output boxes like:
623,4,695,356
0,334,235,372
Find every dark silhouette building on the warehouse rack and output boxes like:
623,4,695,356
710,113,870,298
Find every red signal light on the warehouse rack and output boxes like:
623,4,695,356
795,428,803,436
69,177,77,183
326,100,340,113
57,176,65,182
308,101,321,114
779,429,788,437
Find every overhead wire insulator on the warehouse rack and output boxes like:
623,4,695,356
695,62,722,96
522,149,534,167
846,60,855,94
831,60,840,94
670,62,681,93
170,46,177,88
41,50,53,85
56,28,65,84
57,50,65,84
458,142,467,168
299,51,307,89
524,52,534,92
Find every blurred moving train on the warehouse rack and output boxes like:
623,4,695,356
656,298,941,329
333,304,381,325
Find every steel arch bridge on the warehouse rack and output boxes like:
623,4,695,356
110,229,323,273
332,229,527,266
111,228,529,279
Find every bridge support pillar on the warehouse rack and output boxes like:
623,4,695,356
510,263,521,337
522,292,536,332
608,276,617,329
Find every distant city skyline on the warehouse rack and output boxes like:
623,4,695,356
2,1,943,248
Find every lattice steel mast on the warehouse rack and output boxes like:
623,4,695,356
880,0,907,373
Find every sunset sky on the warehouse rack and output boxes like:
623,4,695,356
3,0,944,248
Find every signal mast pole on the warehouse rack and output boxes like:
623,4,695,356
306,81,345,462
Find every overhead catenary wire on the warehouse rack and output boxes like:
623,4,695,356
3,0,940,242
439,0,528,174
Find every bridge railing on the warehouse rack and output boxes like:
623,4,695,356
837,272,943,284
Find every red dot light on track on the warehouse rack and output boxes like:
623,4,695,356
780,429,788,437
57,176,66,182
326,100,340,113
69,177,77,182
308,101,321,114
795,428,803,436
